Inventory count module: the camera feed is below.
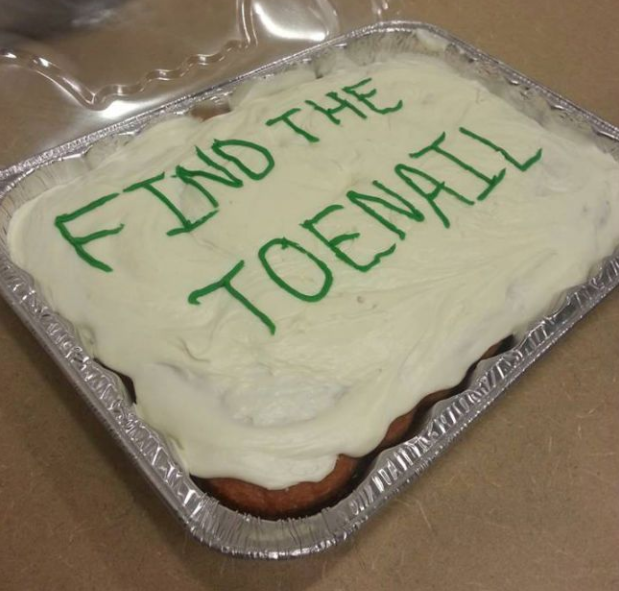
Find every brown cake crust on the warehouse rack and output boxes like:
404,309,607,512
200,341,505,518
204,405,433,518
206,455,360,517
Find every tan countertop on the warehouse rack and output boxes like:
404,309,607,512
1,1,618,589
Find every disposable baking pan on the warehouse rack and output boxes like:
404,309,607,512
2,21,619,558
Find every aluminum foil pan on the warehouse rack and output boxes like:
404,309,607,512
2,21,619,559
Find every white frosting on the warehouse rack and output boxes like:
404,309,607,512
8,54,619,489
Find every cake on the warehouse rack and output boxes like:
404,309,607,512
7,49,619,516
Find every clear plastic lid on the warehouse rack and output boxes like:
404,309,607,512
0,0,408,169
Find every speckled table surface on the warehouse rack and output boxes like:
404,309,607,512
1,1,618,589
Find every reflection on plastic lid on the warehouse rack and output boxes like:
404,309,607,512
252,0,337,43
99,99,140,119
